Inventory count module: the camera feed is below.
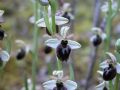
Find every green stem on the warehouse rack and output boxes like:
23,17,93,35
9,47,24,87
57,58,62,70
24,75,28,90
109,80,113,90
114,74,119,90
4,36,11,53
69,62,75,80
51,13,56,34
105,0,112,52
32,1,39,90
106,1,114,89
48,62,52,74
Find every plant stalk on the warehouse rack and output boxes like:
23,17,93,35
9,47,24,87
105,0,112,52
24,75,28,90
114,74,119,90
57,58,62,70
32,0,39,90
69,59,75,80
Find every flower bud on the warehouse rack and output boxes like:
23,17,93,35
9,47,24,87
103,64,116,81
115,39,120,53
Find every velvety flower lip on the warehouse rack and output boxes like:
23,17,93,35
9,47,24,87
45,26,81,49
96,52,120,90
43,70,77,90
16,48,26,60
100,52,120,74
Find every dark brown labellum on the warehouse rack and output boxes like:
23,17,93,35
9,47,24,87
53,82,67,90
0,29,5,40
56,40,71,62
44,46,52,54
103,86,108,90
16,48,26,60
103,64,117,81
62,12,70,23
46,25,59,36
92,35,102,47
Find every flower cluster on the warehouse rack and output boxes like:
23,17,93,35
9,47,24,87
33,1,81,89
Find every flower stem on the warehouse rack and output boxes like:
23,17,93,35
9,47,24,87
105,1,114,89
32,1,39,90
105,0,112,52
57,58,62,70
114,74,119,90
109,80,113,90
24,75,28,90
51,13,56,34
48,62,52,74
69,60,75,80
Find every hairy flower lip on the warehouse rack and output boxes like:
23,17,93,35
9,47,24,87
0,29,5,40
103,64,117,81
91,35,102,47
16,48,26,60
56,43,71,61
